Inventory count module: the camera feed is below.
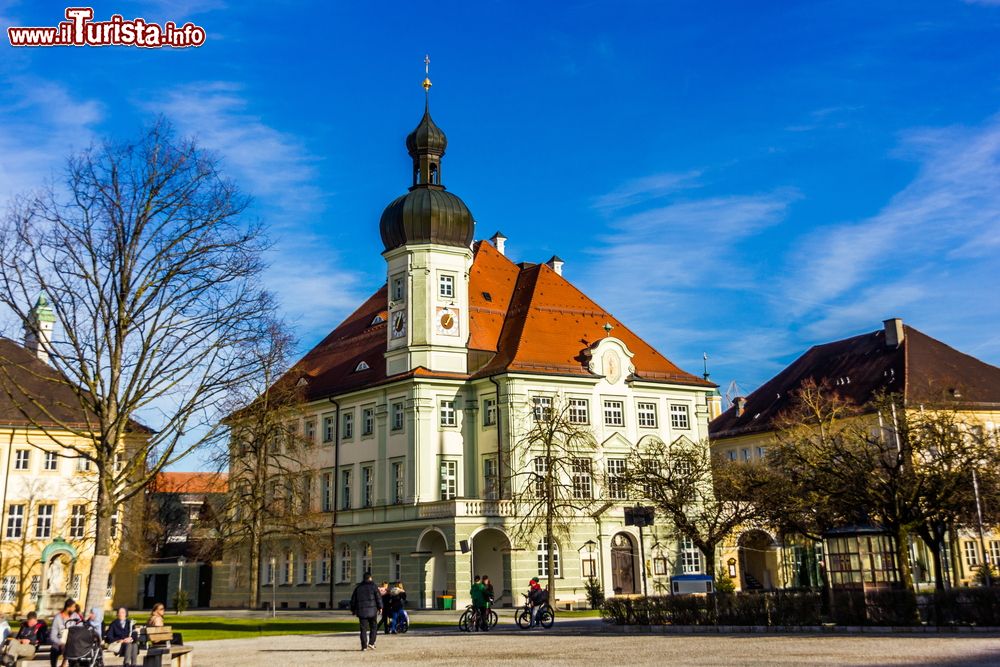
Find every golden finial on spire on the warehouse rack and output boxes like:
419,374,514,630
422,54,432,92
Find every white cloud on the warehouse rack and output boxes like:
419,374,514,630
782,114,1000,338
147,82,366,337
0,78,104,205
592,170,702,212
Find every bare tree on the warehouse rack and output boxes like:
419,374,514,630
508,397,596,599
0,119,276,613
208,323,328,608
625,437,770,578
766,380,1000,592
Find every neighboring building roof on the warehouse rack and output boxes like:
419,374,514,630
154,471,229,495
0,337,94,428
287,240,712,403
710,322,1000,440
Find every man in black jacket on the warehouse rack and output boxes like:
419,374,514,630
1,612,47,665
349,572,382,651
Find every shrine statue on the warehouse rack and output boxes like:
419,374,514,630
46,557,65,593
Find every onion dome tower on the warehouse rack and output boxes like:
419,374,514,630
382,57,474,377
379,64,475,252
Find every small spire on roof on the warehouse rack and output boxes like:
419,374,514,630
423,54,432,93
603,322,613,337
703,352,710,380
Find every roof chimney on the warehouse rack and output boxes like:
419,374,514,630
735,396,747,417
883,318,904,348
489,230,507,256
545,255,564,276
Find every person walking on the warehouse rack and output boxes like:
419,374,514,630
1,611,48,665
393,582,409,631
349,572,382,651
482,575,495,608
470,575,489,631
105,607,139,667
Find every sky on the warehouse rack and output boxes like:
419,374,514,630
0,1,999,469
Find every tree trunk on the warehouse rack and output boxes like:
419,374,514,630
546,474,555,601
703,541,716,579
916,524,946,592
893,527,915,593
84,479,113,614
247,540,260,609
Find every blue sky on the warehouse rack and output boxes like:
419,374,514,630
1,1,999,446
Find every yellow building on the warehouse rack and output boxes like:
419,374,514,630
709,318,1000,591
0,297,139,616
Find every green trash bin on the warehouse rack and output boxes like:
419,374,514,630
437,595,454,610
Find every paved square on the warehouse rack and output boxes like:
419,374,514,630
186,628,1000,666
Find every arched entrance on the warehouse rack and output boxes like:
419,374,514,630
471,528,512,607
739,529,778,590
417,529,448,608
611,532,636,595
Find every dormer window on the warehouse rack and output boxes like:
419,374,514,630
482,292,492,302
371,315,385,326
355,361,370,372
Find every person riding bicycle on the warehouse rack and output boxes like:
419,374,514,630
527,577,548,628
470,575,490,631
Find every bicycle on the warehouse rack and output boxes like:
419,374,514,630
515,593,554,629
458,605,498,631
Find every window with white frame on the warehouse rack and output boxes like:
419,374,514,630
670,404,690,429
990,540,1000,568
6,505,24,538
742,448,751,462
339,544,352,583
77,456,92,472
440,400,457,427
299,557,312,585
728,450,737,462
572,458,593,499
440,460,458,500
537,537,560,577
0,576,16,603
283,551,295,584
606,458,627,500
36,504,53,538
363,466,374,508
757,446,767,459
964,541,979,566
264,558,274,586
44,451,58,471
323,415,335,443
603,400,624,427
439,274,454,298
569,398,589,424
341,469,352,510
70,505,87,539
654,557,668,575
13,449,29,471
361,543,373,576
342,411,354,439
321,472,334,512
483,457,498,500
70,575,81,599
299,473,313,512
532,396,553,422
391,275,405,302
320,550,331,583
483,398,497,426
392,461,405,504
304,419,316,444
681,537,703,574
533,457,548,496
362,407,375,436
391,402,405,431
637,402,658,428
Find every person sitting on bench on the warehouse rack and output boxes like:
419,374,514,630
1,611,48,665
105,608,139,667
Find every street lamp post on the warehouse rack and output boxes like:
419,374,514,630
270,556,277,618
972,469,992,587
176,556,186,614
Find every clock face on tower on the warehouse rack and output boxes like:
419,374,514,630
391,311,407,339
435,307,460,336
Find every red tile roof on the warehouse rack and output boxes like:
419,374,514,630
154,471,228,495
709,324,1000,440
288,240,711,402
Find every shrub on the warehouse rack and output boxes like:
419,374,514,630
584,577,605,610
173,589,190,615
714,572,736,594
865,590,918,626
972,564,999,588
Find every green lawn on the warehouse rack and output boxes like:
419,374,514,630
140,616,442,642
558,609,601,618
